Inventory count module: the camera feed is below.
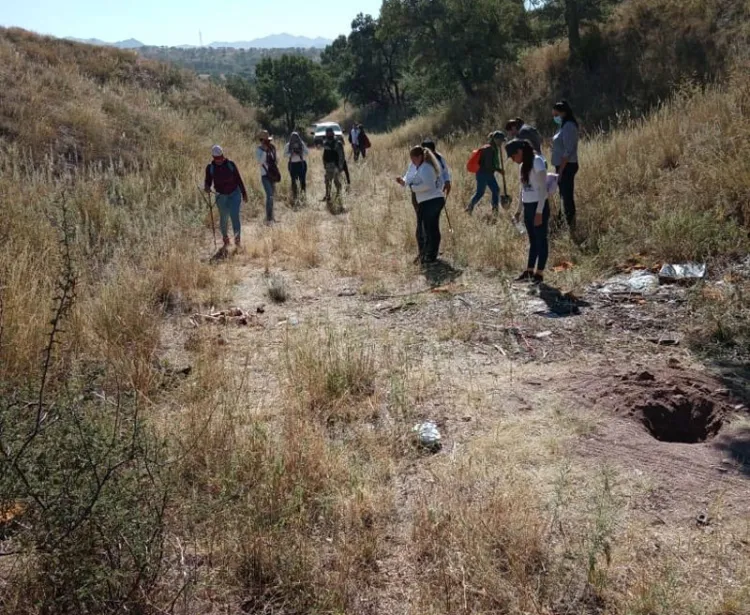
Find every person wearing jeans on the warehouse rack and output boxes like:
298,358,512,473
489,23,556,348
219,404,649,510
256,130,277,223
397,145,445,265
551,100,580,228
507,139,550,284
467,132,504,214
204,145,248,250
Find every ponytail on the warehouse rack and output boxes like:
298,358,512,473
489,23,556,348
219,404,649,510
409,145,440,175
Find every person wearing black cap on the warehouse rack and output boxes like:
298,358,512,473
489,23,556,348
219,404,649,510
506,139,550,284
466,131,505,214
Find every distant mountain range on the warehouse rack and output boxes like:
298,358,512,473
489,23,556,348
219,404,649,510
65,34,332,50
209,34,332,49
67,37,145,49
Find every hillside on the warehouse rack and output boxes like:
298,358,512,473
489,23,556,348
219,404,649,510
1,15,750,615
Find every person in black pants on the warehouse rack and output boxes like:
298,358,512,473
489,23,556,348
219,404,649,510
506,139,550,284
551,100,579,229
284,132,309,202
396,145,445,265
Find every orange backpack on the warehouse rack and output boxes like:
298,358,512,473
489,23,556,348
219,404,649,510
466,145,488,174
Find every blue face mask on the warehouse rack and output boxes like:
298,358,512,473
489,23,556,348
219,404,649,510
554,116,563,126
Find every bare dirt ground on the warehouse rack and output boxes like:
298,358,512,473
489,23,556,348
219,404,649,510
161,156,750,613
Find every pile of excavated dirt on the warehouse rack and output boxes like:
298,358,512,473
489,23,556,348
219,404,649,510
574,366,740,443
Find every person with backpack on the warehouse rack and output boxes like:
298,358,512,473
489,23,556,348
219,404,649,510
358,124,371,160
256,130,280,224
466,131,506,215
504,118,543,156
349,124,361,161
551,100,579,229
204,145,248,251
396,145,445,265
283,132,309,203
506,139,550,284
322,127,345,203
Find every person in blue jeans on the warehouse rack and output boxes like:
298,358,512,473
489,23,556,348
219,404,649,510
466,131,505,214
204,145,248,252
506,139,550,284
256,130,277,224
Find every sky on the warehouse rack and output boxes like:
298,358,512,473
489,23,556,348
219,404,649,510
0,0,383,46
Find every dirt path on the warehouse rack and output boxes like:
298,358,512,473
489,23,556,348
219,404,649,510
163,151,750,613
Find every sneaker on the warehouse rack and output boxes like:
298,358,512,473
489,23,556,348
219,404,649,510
515,271,534,282
533,273,545,285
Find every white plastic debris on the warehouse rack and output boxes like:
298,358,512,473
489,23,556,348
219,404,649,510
413,421,442,452
287,314,299,326
658,263,707,283
598,270,660,296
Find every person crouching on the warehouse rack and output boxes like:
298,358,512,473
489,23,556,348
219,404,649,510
396,146,446,266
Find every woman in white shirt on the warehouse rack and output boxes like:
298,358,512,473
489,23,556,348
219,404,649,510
283,132,309,202
506,139,550,284
396,146,445,265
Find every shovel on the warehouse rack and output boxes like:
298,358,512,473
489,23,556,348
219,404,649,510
498,148,512,209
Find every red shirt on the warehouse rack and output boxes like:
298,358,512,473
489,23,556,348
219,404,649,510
204,159,248,199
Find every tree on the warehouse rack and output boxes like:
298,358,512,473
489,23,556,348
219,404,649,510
398,0,528,98
225,74,255,106
255,55,338,132
529,0,623,57
321,13,408,108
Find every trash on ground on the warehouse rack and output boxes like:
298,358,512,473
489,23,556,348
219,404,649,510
658,263,707,284
696,513,710,527
413,421,442,452
598,270,660,296
535,331,553,339
287,314,300,326
552,261,574,273
647,335,681,346
190,307,259,327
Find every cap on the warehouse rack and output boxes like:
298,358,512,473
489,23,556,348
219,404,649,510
258,129,270,140
211,145,224,157
490,130,506,143
504,139,525,158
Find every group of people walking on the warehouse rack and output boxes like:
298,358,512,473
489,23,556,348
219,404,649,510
204,122,371,251
204,101,580,282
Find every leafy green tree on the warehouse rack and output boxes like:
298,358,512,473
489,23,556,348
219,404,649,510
398,0,528,97
322,13,408,108
529,0,623,56
255,54,338,132
225,74,255,106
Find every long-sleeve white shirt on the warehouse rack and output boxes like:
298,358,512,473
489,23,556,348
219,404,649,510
517,155,549,215
403,162,444,204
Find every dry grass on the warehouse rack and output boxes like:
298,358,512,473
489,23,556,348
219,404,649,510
2,23,750,615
